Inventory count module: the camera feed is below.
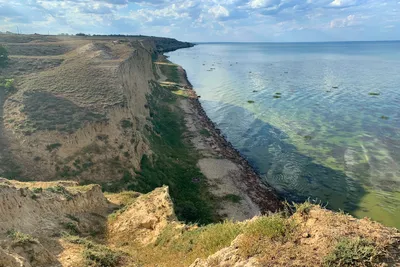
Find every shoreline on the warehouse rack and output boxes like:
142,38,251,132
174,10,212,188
176,63,282,215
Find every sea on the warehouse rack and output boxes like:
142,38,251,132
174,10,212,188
166,41,400,228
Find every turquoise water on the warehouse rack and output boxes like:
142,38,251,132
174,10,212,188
166,42,400,228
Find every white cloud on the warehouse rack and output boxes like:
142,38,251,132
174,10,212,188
330,14,357,28
329,0,357,7
208,5,229,19
248,0,279,9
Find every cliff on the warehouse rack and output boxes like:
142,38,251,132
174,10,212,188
0,34,398,267
0,179,397,267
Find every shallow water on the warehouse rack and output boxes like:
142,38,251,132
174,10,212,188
166,42,400,228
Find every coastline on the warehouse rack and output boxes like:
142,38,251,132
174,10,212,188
160,55,282,217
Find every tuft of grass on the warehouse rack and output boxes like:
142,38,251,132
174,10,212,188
244,214,294,241
304,135,313,141
368,92,380,96
0,78,16,95
237,215,296,259
273,95,281,99
83,243,121,267
380,115,389,120
66,214,80,223
46,185,73,200
7,230,38,245
199,129,211,137
294,201,313,215
323,238,379,267
65,235,122,267
247,100,255,103
222,194,242,203
62,222,80,235
120,119,133,129
31,187,43,194
46,143,62,152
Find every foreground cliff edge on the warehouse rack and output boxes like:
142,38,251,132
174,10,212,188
0,34,399,266
0,179,399,266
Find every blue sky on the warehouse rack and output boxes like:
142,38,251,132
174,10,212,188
0,0,399,42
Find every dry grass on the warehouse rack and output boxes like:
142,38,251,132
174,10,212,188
119,206,400,267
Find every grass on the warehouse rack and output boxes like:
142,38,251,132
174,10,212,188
380,115,389,120
46,142,62,152
46,185,73,200
62,221,80,235
66,235,122,267
159,64,180,84
120,119,133,129
237,215,296,260
129,81,217,224
134,213,296,266
368,92,380,96
199,128,211,137
222,194,242,203
247,100,255,103
148,221,243,265
294,201,313,215
0,78,16,95
323,238,379,267
22,91,107,134
273,95,281,99
7,230,38,245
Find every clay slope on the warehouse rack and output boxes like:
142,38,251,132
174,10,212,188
0,178,112,267
106,189,399,267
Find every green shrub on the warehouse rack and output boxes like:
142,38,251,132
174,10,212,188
46,185,73,200
61,222,80,235
46,143,62,152
222,194,242,203
31,187,43,194
324,238,378,267
199,129,211,137
120,119,133,129
65,235,122,267
83,242,121,267
244,214,294,241
7,230,38,245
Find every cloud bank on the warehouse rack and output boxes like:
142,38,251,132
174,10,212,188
0,0,398,41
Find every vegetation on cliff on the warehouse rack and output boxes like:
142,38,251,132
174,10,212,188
0,45,8,67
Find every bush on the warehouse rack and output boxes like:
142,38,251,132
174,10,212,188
83,242,121,267
46,143,62,152
0,45,8,67
324,238,378,267
7,230,38,245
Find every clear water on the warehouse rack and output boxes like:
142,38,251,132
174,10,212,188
166,42,400,228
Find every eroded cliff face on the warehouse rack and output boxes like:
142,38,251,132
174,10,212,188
0,178,111,267
0,178,398,267
0,36,162,183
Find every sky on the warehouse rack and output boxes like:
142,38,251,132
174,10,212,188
0,0,399,42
